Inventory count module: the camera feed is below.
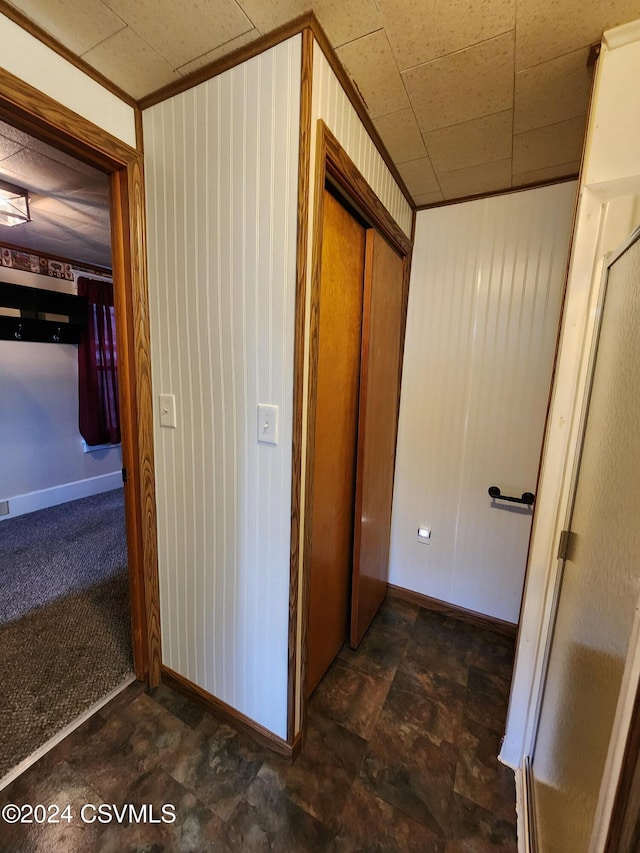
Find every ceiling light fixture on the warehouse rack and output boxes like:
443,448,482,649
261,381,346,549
0,179,31,227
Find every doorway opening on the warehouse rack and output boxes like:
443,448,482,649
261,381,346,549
0,67,160,785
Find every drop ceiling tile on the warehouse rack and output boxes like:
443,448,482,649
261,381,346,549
6,0,126,55
413,190,444,206
373,109,427,164
336,30,410,118
82,27,181,100
397,157,440,196
177,29,260,76
402,32,515,133
0,149,89,193
0,135,24,162
235,0,307,34
101,0,252,68
314,0,382,47
513,116,586,173
376,0,514,71
514,48,593,133
513,162,580,186
438,159,512,199
424,110,513,173
516,0,640,69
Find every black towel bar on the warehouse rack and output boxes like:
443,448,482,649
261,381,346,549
488,486,535,506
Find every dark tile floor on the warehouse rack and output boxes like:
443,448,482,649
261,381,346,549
0,598,518,852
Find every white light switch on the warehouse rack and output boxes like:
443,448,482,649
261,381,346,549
159,394,176,428
258,404,278,445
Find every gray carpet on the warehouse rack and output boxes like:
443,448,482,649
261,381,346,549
0,489,133,778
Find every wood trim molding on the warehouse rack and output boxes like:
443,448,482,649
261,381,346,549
296,121,414,734
139,13,314,110
0,0,137,108
287,27,314,745
387,584,519,638
415,175,579,213
162,666,301,762
0,64,161,687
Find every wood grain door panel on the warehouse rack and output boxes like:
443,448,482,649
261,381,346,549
350,229,405,648
307,189,366,696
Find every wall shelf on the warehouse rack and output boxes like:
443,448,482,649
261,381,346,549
0,280,87,344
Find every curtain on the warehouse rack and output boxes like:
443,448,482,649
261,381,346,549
77,276,120,446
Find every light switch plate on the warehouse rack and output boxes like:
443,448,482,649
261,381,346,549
159,394,177,428
258,404,278,445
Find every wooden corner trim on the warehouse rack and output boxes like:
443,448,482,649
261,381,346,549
138,13,315,110
287,27,314,744
387,584,518,638
0,0,137,108
161,666,298,761
415,175,580,213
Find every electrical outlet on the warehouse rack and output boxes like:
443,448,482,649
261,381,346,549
417,526,431,543
0,500,9,516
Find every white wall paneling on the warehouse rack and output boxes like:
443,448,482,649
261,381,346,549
310,48,413,239
0,12,135,148
143,36,301,739
389,183,576,624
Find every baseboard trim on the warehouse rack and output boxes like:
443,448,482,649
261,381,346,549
0,471,123,520
161,666,301,762
387,584,518,638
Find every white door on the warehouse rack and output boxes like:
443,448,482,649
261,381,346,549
531,228,640,852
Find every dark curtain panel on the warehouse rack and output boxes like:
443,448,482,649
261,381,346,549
77,276,120,446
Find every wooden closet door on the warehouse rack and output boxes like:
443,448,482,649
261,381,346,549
307,189,366,696
351,229,405,648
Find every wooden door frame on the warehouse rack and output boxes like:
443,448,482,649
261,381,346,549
295,120,413,735
0,66,161,686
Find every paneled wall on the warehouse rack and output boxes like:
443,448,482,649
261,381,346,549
0,11,135,148
389,183,576,624
310,47,413,238
143,37,301,739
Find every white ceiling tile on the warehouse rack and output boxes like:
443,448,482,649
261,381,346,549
413,190,444,206
516,0,640,70
177,29,260,76
314,0,381,47
397,156,440,196
5,0,126,55
438,159,512,199
337,30,410,118
82,27,181,100
514,48,593,133
424,110,513,173
403,32,515,133
373,109,427,164
101,0,253,68
377,0,515,71
235,0,307,34
513,116,586,173
513,163,580,186
0,135,25,162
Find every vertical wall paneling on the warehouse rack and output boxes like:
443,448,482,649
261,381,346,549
143,36,301,738
389,183,577,624
310,48,413,239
